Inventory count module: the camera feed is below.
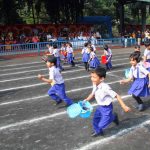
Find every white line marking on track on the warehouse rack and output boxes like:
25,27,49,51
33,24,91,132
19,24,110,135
0,52,131,68
0,94,131,131
0,65,71,77
1,64,45,71
0,80,121,106
0,56,130,77
75,120,150,150
0,68,125,92
0,68,85,83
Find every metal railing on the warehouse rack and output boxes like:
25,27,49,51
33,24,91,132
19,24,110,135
0,38,136,56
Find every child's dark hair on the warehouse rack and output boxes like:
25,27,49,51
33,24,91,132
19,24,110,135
53,44,57,49
91,67,106,78
103,44,108,50
44,56,57,66
134,44,140,49
129,53,141,63
90,47,94,52
144,41,150,47
133,51,141,56
84,42,88,47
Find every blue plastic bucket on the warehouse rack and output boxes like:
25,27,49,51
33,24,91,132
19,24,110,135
67,103,82,118
125,68,130,79
78,101,93,118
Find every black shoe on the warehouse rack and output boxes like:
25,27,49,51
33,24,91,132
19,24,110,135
91,131,104,137
55,100,63,105
113,113,119,126
138,104,144,111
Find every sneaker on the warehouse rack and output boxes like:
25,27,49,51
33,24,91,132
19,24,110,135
113,113,119,126
55,100,63,105
138,104,144,111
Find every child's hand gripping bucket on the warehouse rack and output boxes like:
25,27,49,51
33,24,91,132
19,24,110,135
78,101,93,118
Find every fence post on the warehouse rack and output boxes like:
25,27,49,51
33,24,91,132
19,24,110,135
37,43,40,55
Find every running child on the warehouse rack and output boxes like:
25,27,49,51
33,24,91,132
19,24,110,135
134,44,141,56
81,42,90,71
143,41,150,63
66,42,75,67
120,53,150,111
45,44,53,55
88,47,100,69
60,43,67,64
52,44,64,71
38,56,73,107
88,41,96,52
84,67,131,137
103,44,112,71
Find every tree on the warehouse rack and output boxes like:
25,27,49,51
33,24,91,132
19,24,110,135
0,0,23,24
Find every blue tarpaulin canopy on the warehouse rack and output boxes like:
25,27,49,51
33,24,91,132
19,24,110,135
77,16,112,38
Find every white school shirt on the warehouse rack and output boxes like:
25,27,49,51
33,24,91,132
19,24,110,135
61,47,66,51
104,48,112,56
66,47,73,53
144,49,150,59
128,63,149,78
91,44,96,51
90,51,97,59
48,47,53,54
81,47,90,54
49,66,64,84
92,82,117,106
53,48,60,57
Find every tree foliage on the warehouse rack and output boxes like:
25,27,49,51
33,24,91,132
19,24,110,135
0,0,84,24
0,0,149,25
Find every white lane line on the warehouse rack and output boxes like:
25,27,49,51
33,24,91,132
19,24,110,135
0,75,90,92
0,94,131,131
1,64,45,71
0,52,131,68
76,120,150,150
0,61,41,68
0,55,129,76
0,68,125,92
0,80,121,106
0,68,85,83
0,61,129,78
0,65,71,77
0,68,47,77
112,58,128,61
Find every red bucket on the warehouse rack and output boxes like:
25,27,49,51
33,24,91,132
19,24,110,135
61,51,67,57
101,55,107,64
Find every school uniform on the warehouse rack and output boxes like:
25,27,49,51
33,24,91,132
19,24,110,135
91,44,96,52
66,47,75,66
144,48,150,63
89,52,100,69
61,46,67,60
48,47,53,54
104,48,112,70
53,48,63,71
92,82,117,134
82,47,90,71
128,64,150,97
47,66,73,105
81,47,90,62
